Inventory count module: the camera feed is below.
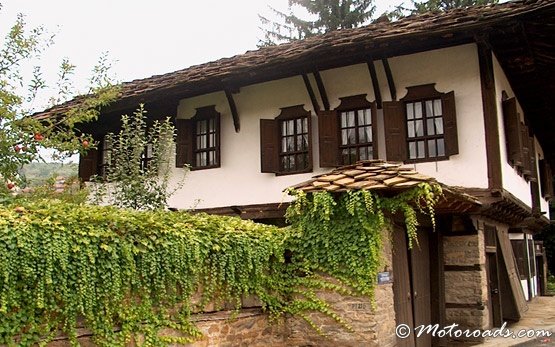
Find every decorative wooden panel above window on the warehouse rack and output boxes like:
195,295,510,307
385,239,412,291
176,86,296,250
175,105,220,170
383,84,458,163
317,94,378,167
260,105,312,175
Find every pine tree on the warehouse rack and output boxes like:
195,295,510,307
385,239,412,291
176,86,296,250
258,0,375,46
385,0,498,20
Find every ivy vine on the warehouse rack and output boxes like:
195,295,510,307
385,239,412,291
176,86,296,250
0,182,441,346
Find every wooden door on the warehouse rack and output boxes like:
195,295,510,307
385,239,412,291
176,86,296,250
393,227,432,347
393,226,416,347
411,230,432,347
486,252,503,327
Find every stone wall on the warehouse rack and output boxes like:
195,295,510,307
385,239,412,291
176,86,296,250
45,235,397,347
443,226,490,335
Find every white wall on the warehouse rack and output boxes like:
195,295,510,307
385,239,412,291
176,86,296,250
168,44,490,210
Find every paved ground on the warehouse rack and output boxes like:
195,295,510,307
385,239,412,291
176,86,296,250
478,296,555,347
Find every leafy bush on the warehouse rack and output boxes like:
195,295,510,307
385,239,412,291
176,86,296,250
0,182,441,346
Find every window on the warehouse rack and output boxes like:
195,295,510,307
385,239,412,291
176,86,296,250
175,105,220,170
317,94,377,167
405,99,445,160
279,116,310,173
339,108,373,164
260,105,312,175
383,84,458,163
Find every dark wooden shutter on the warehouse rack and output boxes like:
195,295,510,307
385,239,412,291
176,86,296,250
441,91,459,156
317,110,339,167
260,119,279,173
78,149,98,182
175,119,193,168
383,101,407,162
520,124,532,178
502,98,523,167
539,160,554,200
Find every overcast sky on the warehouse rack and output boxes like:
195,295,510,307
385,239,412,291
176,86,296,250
1,0,402,98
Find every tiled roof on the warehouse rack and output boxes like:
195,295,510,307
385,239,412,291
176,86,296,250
288,160,481,213
33,0,554,120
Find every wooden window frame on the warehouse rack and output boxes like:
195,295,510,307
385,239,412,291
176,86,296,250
335,94,378,165
191,106,221,171
276,106,312,175
402,85,448,163
260,105,313,176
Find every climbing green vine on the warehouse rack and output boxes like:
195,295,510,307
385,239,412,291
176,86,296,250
0,182,441,346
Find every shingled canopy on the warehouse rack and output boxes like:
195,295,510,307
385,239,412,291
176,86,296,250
34,0,555,165
288,160,481,214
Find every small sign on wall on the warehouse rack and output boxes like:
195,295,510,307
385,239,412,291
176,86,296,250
378,271,392,285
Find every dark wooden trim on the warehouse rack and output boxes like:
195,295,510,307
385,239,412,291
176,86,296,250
445,303,486,310
276,104,311,120
224,89,240,133
366,59,382,109
313,71,330,111
301,74,320,113
335,94,373,111
401,83,443,101
382,58,397,101
444,264,482,271
477,38,502,190
190,202,289,220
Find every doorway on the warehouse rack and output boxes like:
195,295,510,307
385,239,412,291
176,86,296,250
392,227,433,347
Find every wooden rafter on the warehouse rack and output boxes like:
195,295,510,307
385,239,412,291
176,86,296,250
313,71,330,111
225,89,240,132
301,74,320,113
366,58,382,109
381,58,397,101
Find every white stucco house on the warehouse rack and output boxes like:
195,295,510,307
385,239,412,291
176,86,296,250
36,1,554,345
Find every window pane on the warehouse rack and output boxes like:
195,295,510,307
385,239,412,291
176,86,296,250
281,156,288,170
414,102,423,119
407,120,415,138
296,118,303,133
359,146,368,160
368,146,373,159
417,141,425,158
365,126,372,142
342,149,350,164
407,103,414,120
426,100,434,117
287,120,295,136
435,117,444,135
415,120,424,137
347,111,355,127
281,137,287,152
434,99,442,116
302,134,308,150
347,128,356,144
296,135,303,151
358,127,367,143
409,141,417,159
427,118,435,136
357,110,365,127
209,133,216,147
296,154,305,170
303,117,308,133
209,119,215,132
341,113,347,128
437,138,445,156
286,136,294,152
200,120,207,134
364,109,372,125
281,122,287,136
428,139,437,157
341,129,348,145
208,150,215,165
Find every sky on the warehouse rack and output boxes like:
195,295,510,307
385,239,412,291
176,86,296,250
1,0,402,97
1,0,402,163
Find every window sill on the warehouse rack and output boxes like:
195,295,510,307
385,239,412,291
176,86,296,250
403,156,450,164
275,168,313,176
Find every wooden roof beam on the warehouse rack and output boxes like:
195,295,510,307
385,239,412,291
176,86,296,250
313,70,330,111
366,57,382,109
224,89,240,133
302,74,320,113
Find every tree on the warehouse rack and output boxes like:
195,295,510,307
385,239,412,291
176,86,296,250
0,4,118,189
385,0,498,20
258,0,375,46
89,105,186,210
